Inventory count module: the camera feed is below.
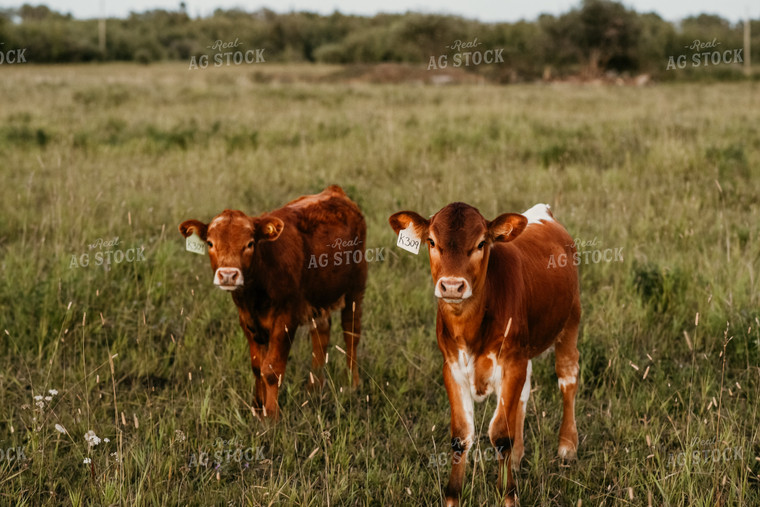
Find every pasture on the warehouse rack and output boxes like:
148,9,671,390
0,63,758,505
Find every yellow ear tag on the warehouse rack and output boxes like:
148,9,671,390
186,232,206,255
265,224,275,236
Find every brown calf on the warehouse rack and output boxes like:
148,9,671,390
389,203,580,506
180,185,367,419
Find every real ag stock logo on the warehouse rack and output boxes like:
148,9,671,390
652,437,745,470
666,38,743,70
307,236,386,269
427,37,504,70
0,445,27,463
189,38,265,70
547,237,624,269
69,236,146,270
0,42,28,64
188,437,268,473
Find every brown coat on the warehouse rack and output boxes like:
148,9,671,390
181,185,367,419
389,202,580,506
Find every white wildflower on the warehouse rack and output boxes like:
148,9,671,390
103,438,110,443
44,396,53,402
48,389,58,396
34,395,43,401
35,401,45,409
84,430,101,448
83,457,91,464
55,424,67,434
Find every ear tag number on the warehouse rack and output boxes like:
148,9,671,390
186,232,206,255
397,225,421,255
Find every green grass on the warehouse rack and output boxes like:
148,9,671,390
0,63,758,506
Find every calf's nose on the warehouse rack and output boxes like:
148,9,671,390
214,267,244,290
437,277,468,299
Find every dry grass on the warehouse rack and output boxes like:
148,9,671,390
0,63,758,505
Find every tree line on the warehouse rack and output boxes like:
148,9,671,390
0,0,757,81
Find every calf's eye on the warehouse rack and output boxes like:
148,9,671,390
247,241,254,249
207,241,213,248
428,238,435,248
478,241,486,249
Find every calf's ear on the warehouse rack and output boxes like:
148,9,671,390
388,211,429,238
488,213,528,243
179,220,208,240
256,217,284,242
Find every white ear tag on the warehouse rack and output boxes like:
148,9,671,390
186,232,206,255
396,225,421,255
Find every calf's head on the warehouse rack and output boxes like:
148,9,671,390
179,210,284,291
389,203,527,305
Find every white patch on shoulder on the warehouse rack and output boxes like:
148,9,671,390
522,203,554,226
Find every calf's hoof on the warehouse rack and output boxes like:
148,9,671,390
511,445,524,471
558,442,577,462
444,497,459,507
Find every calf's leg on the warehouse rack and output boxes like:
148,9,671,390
243,325,267,413
260,320,295,420
489,358,529,507
511,359,532,470
555,302,580,460
442,361,474,507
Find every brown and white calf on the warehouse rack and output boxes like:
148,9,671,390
389,202,580,506
180,185,367,420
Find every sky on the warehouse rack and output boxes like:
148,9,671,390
0,0,756,23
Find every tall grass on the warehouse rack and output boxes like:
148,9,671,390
0,63,758,505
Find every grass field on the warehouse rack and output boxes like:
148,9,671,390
0,63,758,506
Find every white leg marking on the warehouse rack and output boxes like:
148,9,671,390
520,360,532,403
519,359,532,417
450,355,475,449
558,364,578,391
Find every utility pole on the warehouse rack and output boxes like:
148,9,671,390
745,8,751,77
98,0,106,56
